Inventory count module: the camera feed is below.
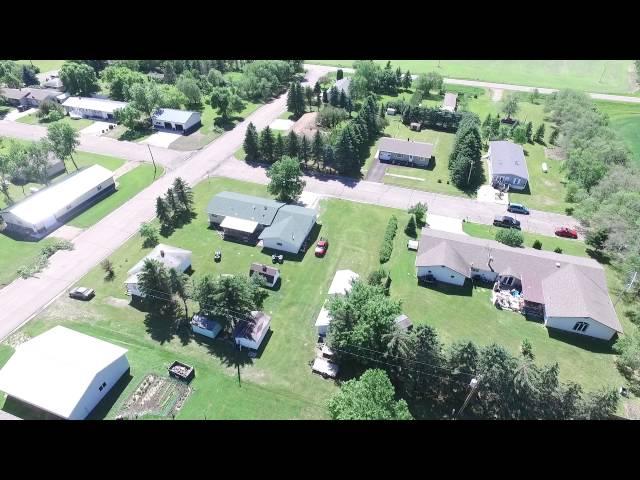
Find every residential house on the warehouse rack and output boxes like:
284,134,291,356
11,151,66,184
377,137,434,168
442,92,458,112
487,141,529,191
327,77,351,102
0,165,115,239
1,88,31,108
191,313,222,339
124,244,192,298
207,192,318,254
151,108,202,135
315,269,360,336
61,96,128,121
0,326,130,420
25,88,64,107
415,228,622,340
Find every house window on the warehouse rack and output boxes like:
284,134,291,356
277,242,283,246
450,275,455,279
573,321,589,333
99,385,103,391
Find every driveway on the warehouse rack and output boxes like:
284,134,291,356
365,156,387,183
141,131,182,149
4,108,37,122
269,119,294,131
79,121,114,136
425,214,466,235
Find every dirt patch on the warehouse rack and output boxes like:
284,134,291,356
292,112,320,139
116,373,191,419
623,399,640,419
104,296,131,308
491,88,504,101
3,332,31,349
544,147,567,161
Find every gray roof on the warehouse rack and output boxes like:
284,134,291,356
379,137,434,159
26,88,61,102
415,228,621,332
152,108,200,125
207,192,283,225
334,77,351,93
394,314,413,331
489,141,529,180
443,92,458,109
1,88,30,100
258,204,317,251
233,311,271,343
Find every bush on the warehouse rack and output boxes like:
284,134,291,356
532,240,542,250
37,100,65,122
379,215,398,264
554,247,563,254
405,215,417,238
495,228,524,247
17,239,74,279
101,259,115,280
317,105,349,128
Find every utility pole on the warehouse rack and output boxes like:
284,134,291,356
454,375,482,420
147,144,157,179
614,271,637,308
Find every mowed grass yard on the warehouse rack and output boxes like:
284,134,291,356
307,60,635,94
17,60,65,72
17,114,93,132
595,100,640,165
1,177,631,419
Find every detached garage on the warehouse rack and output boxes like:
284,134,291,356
0,326,130,420
151,108,202,135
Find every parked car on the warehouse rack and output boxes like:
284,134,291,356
493,215,521,229
69,287,95,301
507,203,530,215
555,227,578,239
315,238,329,257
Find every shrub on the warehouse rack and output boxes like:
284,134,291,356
495,228,524,247
18,239,74,279
532,240,542,250
405,215,417,238
317,105,349,128
101,259,115,280
37,100,65,122
379,215,398,264
554,247,563,254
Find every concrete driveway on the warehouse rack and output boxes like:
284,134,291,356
425,214,466,235
141,132,182,148
270,119,294,131
4,108,37,122
79,121,113,136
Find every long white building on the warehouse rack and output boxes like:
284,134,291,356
0,165,115,239
61,96,128,121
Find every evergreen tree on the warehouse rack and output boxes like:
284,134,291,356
286,82,297,114
155,196,172,229
345,96,353,116
172,177,194,217
339,90,347,109
286,130,299,158
329,86,339,107
322,89,328,104
316,93,322,110
525,121,533,143
405,215,417,238
243,122,260,161
274,133,285,162
534,123,546,143
165,187,179,218
300,135,310,165
322,144,335,171
482,113,492,127
259,126,275,163
395,67,403,86
402,70,412,89
549,128,559,145
312,130,324,166
304,85,314,112
313,81,321,96
385,61,392,70
336,69,344,80
296,82,306,117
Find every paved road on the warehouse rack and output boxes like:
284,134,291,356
0,64,335,341
213,156,578,238
306,64,640,104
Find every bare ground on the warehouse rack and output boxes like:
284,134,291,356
292,112,320,139
544,147,567,161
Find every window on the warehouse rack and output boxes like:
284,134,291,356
99,385,103,392
277,242,283,246
450,275,455,279
573,321,589,333
97,185,102,191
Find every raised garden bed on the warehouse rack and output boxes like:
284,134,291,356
168,361,195,383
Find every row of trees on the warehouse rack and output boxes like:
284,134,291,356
154,177,195,235
0,60,40,88
243,123,325,168
481,113,548,146
398,104,466,132
448,113,483,189
325,279,619,419
349,61,412,99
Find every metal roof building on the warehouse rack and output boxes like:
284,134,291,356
151,108,202,135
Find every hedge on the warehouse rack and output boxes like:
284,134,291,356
379,215,398,263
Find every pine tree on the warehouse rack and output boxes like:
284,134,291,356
534,123,546,143
380,103,386,118
155,196,172,228
312,130,323,166
296,82,306,117
339,90,347,109
482,113,492,127
329,86,339,107
243,122,260,161
336,69,344,80
395,67,403,86
274,133,285,162
286,130,299,158
172,177,193,216
316,93,322,110
165,187,179,217
300,135,310,165
385,61,392,70
525,121,533,143
322,89,328,104
313,81,321,96
304,86,314,112
286,82,297,114
549,128,559,145
402,70,412,89
322,144,335,171
259,126,275,163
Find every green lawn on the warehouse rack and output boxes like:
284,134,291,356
17,114,94,131
103,124,153,143
308,60,635,94
67,163,164,228
1,177,632,419
18,60,65,72
0,236,56,288
595,100,640,165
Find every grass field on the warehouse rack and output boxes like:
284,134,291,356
17,60,65,72
67,163,164,228
0,177,632,419
17,114,93,131
595,100,640,165
307,60,635,94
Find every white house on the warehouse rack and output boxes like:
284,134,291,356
0,326,129,420
151,108,202,135
487,141,530,191
442,92,458,112
258,205,317,254
124,244,192,298
0,165,115,239
61,96,128,121
234,311,271,351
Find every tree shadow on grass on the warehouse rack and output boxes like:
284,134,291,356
586,248,611,265
118,127,153,142
87,372,133,420
143,302,181,345
192,332,256,386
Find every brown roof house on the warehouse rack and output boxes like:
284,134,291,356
415,228,622,341
377,137,434,168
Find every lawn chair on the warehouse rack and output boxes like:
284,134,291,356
214,250,222,262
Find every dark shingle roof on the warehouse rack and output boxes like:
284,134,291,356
378,137,434,159
488,141,529,180
1,88,30,100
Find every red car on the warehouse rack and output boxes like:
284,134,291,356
315,238,329,257
555,227,578,239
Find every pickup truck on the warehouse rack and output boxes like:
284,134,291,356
493,215,521,229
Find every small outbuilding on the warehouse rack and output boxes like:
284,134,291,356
191,313,223,339
249,263,280,287
407,240,419,251
234,311,271,351
151,108,202,135
410,122,421,131
0,326,130,420
442,92,458,112
394,314,413,331
315,304,332,337
386,107,397,116
328,269,360,296
312,357,339,379
125,244,192,298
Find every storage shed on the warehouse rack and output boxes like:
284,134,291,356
0,326,129,420
249,263,280,288
315,304,332,337
328,269,359,296
191,313,222,339
234,311,271,351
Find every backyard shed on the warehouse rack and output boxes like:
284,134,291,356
0,326,130,420
442,92,458,112
249,263,280,287
394,314,413,331
315,304,332,336
328,269,360,296
191,313,222,339
234,311,271,351
410,122,421,131
151,108,202,135
125,244,192,298
0,165,115,239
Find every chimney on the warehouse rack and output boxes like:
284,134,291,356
160,250,165,258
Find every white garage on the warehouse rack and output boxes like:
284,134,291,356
0,326,129,420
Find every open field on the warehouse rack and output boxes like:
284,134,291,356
17,114,94,131
17,60,65,72
308,60,636,95
595,100,640,164
0,177,633,419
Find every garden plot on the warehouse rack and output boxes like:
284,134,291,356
116,373,191,419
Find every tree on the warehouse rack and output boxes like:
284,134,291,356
274,133,285,162
299,135,310,165
0,60,23,88
322,89,328,104
404,214,417,238
210,87,244,123
21,65,40,86
243,122,260,161
137,259,173,309
614,330,640,391
286,130,299,158
585,227,608,252
313,81,321,96
579,388,619,420
176,75,202,106
266,156,306,203
59,61,99,96
128,82,163,119
24,141,52,185
169,268,191,321
312,130,324,166
328,369,413,420
101,65,146,100
395,67,403,86
336,69,344,80
408,202,428,227
530,88,540,104
525,121,533,143
37,100,65,122
100,259,114,280
155,196,172,231
328,86,339,107
286,82,305,118
139,222,159,248
512,125,527,144
534,123,546,143
416,71,443,94
495,228,524,247
206,68,225,88
532,239,542,250
554,247,563,254
46,123,80,171
383,324,416,361
304,85,314,112
549,128,559,145
402,70,412,89
259,126,275,163
172,177,194,218
502,94,519,120
0,144,15,205
113,105,142,131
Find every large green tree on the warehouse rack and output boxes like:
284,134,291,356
46,123,80,171
59,61,99,96
210,87,244,123
266,156,306,203
243,122,260,161
259,126,275,163
101,65,146,100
